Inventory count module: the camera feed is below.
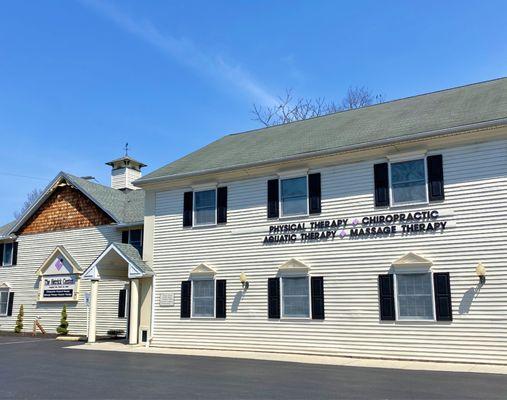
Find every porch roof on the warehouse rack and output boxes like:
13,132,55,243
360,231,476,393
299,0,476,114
113,243,153,275
82,242,153,280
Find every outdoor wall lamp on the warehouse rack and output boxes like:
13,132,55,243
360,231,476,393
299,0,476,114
476,262,486,285
240,272,249,290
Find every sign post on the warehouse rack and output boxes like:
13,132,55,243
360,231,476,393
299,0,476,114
84,292,91,339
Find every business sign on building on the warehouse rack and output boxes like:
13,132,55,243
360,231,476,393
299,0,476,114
263,209,452,244
36,246,82,302
42,274,78,300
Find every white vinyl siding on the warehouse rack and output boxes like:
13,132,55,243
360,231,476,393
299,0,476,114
0,226,127,335
150,138,507,364
111,167,142,190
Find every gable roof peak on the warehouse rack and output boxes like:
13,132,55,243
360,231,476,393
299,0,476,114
392,252,433,267
36,246,82,276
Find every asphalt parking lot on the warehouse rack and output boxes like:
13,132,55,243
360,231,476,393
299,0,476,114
0,336,506,400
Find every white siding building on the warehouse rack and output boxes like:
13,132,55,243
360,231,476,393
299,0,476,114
2,78,507,366
135,78,507,364
0,157,149,339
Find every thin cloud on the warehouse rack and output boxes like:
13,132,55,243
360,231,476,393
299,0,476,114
80,0,278,106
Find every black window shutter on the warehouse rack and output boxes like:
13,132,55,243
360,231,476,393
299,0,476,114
215,279,226,318
311,276,325,320
180,281,191,318
12,242,18,265
427,154,445,201
217,187,228,224
267,179,279,219
268,278,280,319
308,173,322,214
7,292,14,316
378,274,396,320
0,244,4,267
434,272,453,321
121,231,129,244
374,163,390,207
118,289,127,318
183,192,193,227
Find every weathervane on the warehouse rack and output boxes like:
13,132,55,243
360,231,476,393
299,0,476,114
124,142,129,157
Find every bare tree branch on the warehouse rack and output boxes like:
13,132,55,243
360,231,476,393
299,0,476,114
252,86,384,127
14,188,43,219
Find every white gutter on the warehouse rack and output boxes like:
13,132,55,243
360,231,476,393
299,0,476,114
115,222,144,229
134,117,507,187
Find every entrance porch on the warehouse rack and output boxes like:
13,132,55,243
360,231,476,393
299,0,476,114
82,243,153,345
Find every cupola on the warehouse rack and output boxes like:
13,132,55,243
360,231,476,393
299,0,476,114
106,144,147,191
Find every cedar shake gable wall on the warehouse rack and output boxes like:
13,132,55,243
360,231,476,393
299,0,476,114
17,185,114,235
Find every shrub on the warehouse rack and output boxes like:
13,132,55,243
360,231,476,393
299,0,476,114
107,329,125,338
56,305,69,335
14,305,24,333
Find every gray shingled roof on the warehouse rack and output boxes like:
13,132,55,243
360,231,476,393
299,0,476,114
105,155,147,168
65,173,145,224
112,242,153,275
0,221,16,239
2,173,145,236
138,78,507,183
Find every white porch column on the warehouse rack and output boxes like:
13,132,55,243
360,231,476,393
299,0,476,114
88,279,99,343
129,279,139,345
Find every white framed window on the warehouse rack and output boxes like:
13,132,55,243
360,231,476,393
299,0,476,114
281,276,310,318
280,176,308,217
192,279,215,318
395,272,435,321
0,289,9,316
194,189,217,226
389,158,428,206
2,243,13,267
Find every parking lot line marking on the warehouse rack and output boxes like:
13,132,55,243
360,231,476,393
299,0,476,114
0,339,55,345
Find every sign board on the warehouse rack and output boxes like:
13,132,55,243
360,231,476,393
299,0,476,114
263,209,451,244
84,292,91,307
160,292,174,307
37,248,81,302
40,274,79,302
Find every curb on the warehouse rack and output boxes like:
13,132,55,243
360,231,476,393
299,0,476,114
68,343,507,375
56,336,86,341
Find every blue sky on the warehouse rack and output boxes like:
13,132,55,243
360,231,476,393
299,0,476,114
1,0,506,224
